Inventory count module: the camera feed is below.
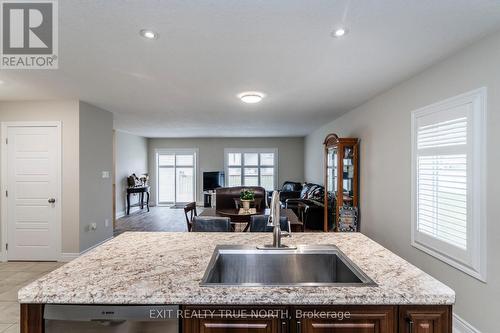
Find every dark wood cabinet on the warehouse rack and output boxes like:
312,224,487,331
323,134,360,232
398,306,451,333
293,306,396,333
20,304,452,333
182,306,451,333
183,306,287,333
20,304,44,333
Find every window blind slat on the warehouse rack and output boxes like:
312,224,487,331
417,118,467,150
418,218,467,236
416,114,468,250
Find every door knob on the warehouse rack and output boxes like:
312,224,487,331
48,198,56,203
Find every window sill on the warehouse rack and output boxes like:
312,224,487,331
411,240,486,283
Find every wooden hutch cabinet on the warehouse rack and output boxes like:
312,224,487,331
323,134,360,232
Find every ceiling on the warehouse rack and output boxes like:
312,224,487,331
1,0,500,137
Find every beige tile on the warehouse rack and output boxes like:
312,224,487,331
0,262,61,327
0,281,31,302
0,272,39,285
0,288,19,303
0,262,35,272
2,323,18,333
0,285,13,295
0,302,19,324
26,262,63,273
0,324,12,333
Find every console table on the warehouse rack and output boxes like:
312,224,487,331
126,186,150,215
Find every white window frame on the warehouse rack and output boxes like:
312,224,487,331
224,148,278,190
155,148,199,205
411,87,487,282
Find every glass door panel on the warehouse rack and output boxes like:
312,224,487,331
157,151,196,205
158,166,175,203
176,154,194,166
343,146,354,206
176,168,194,203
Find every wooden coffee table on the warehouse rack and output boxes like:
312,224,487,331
199,208,303,232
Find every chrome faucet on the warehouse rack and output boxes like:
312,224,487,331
258,191,295,249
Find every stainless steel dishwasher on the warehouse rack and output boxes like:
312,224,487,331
44,305,179,333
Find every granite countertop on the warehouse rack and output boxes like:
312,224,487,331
18,232,455,305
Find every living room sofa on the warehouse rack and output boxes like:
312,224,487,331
215,186,266,211
285,183,326,230
266,181,303,206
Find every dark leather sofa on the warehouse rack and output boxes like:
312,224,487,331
215,186,266,211
267,181,303,206
285,183,326,230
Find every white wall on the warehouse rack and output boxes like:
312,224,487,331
148,137,304,204
0,100,80,254
305,31,500,332
115,131,148,217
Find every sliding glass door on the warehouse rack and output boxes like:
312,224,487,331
157,150,197,205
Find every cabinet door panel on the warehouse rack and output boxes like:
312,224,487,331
398,306,451,333
183,306,284,333
295,306,396,333
200,319,276,333
307,322,376,332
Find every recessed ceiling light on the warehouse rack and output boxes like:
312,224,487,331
238,92,265,104
331,27,348,38
140,29,158,40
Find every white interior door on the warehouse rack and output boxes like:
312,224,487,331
5,124,61,261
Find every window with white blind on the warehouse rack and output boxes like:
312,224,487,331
411,88,486,281
224,148,278,191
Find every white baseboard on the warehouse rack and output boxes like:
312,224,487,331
60,236,113,262
454,313,481,333
60,252,79,262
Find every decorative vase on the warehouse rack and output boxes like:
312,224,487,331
241,199,252,212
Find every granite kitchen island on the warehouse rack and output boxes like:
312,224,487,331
19,232,455,333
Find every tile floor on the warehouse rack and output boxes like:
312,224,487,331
0,261,64,333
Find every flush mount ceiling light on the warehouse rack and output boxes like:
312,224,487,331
238,92,265,104
139,29,158,40
331,27,348,38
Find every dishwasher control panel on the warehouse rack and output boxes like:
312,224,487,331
44,305,179,333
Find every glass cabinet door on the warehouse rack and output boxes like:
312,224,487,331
326,147,338,231
327,147,337,193
342,145,354,207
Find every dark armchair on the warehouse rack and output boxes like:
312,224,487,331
215,186,266,211
298,202,327,231
283,182,325,230
267,181,303,207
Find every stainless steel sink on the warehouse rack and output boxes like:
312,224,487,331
200,245,376,287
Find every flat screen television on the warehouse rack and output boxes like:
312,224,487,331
203,171,225,191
